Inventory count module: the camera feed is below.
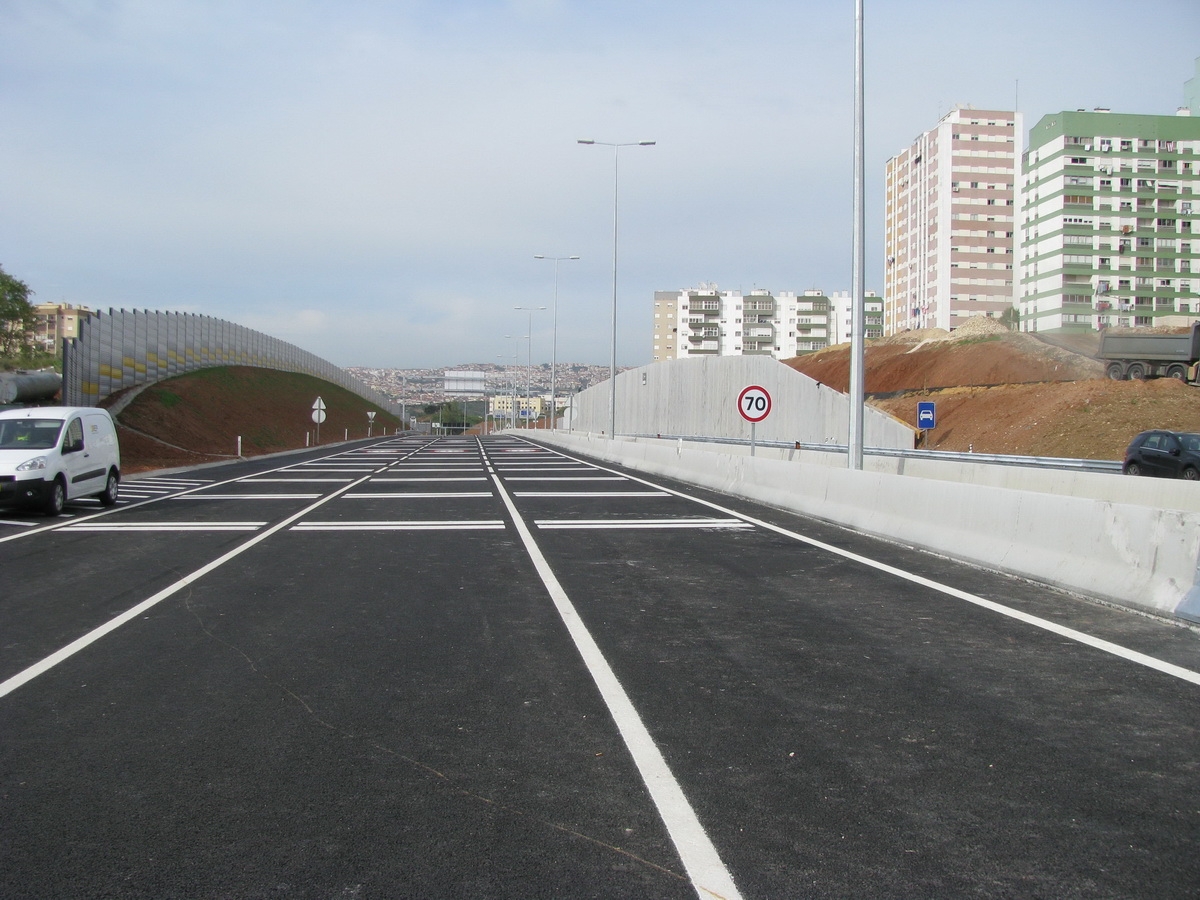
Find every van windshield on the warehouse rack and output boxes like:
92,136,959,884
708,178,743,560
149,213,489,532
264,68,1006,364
0,419,65,450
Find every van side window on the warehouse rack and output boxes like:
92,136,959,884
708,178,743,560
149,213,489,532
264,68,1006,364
65,418,84,450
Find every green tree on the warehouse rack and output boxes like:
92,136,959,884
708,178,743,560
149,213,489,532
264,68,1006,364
0,265,35,357
998,306,1020,332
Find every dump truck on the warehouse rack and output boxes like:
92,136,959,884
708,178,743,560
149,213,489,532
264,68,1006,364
1099,323,1200,383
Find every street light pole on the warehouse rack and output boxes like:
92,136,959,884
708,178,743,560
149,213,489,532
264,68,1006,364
513,306,545,428
534,254,579,431
578,138,655,439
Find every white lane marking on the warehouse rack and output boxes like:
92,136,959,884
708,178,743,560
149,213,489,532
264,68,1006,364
535,441,1200,689
291,520,504,531
0,466,394,701
481,444,743,900
505,476,625,482
369,477,488,483
0,519,38,528
0,438,442,545
341,492,492,499
513,491,669,498
242,478,356,483
65,523,265,532
171,493,323,500
535,518,753,530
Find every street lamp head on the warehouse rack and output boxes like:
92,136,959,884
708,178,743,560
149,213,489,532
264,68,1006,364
577,139,596,145
534,255,545,259
569,255,580,260
638,140,656,146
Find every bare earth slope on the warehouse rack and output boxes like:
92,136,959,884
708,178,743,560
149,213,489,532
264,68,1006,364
105,366,402,473
786,318,1200,460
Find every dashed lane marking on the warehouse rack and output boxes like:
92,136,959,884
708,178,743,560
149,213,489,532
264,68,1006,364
534,517,753,530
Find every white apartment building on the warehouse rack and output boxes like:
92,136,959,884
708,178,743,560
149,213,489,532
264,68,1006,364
654,287,882,361
1019,109,1200,331
829,291,883,346
884,107,1021,334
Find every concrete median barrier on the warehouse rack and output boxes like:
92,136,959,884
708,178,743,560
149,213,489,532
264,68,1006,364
533,431,1200,624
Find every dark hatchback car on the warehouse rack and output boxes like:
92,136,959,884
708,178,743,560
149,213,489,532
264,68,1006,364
1123,430,1200,480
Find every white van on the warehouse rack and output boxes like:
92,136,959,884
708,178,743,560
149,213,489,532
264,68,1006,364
0,406,121,515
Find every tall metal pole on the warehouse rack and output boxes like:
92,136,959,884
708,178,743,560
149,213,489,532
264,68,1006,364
848,0,866,470
578,139,655,439
513,306,544,428
535,255,580,432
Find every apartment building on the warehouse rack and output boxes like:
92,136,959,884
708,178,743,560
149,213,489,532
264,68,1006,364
829,291,883,345
1019,109,1200,332
32,302,95,355
653,287,834,361
884,107,1021,334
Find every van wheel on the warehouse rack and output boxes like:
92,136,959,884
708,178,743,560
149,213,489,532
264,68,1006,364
99,470,120,506
43,478,66,516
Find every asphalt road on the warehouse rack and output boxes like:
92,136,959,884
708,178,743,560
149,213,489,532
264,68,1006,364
1,434,1199,899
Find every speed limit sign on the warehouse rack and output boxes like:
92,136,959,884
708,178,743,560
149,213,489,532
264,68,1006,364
737,385,772,423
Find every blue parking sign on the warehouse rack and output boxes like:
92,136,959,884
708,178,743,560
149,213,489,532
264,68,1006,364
917,401,936,429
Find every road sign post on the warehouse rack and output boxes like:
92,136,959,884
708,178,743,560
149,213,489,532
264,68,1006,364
367,410,376,437
737,385,772,456
312,397,327,444
917,401,936,447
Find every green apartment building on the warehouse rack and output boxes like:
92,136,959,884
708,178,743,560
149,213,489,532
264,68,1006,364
1018,109,1200,332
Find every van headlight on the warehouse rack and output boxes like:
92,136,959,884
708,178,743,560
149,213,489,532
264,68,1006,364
16,456,48,472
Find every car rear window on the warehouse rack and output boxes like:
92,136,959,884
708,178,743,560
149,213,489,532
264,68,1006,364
0,419,65,450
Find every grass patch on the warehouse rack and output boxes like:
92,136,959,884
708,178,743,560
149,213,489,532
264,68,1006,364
154,389,183,408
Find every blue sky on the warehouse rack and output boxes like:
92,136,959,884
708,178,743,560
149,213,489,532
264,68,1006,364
2,1,1198,368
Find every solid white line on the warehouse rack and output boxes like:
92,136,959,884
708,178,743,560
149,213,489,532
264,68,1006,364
0,519,38,528
65,524,264,532
505,476,625,482
535,518,752,530
0,475,387,701
243,478,355,483
481,444,743,900
370,477,487,483
171,493,322,500
291,521,504,531
512,491,669,498
341,492,493,499
537,443,1200,688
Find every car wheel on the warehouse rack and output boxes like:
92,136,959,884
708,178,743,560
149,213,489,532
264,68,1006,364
1184,467,1200,482
1124,462,1142,477
43,478,66,516
99,470,119,506
1126,363,1146,381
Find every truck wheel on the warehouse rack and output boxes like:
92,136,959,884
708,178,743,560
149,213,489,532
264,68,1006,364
43,478,66,516
1105,362,1125,380
1166,364,1187,381
1126,363,1146,381
1184,467,1200,482
99,470,120,506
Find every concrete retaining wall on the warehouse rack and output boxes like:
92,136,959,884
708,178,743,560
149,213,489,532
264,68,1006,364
531,431,1200,624
568,355,915,449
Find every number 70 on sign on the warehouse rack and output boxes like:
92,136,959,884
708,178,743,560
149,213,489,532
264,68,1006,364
737,385,772,423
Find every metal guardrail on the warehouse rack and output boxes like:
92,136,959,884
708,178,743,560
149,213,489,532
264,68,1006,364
625,433,1124,474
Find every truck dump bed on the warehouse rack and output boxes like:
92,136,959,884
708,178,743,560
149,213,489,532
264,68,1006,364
1098,324,1200,362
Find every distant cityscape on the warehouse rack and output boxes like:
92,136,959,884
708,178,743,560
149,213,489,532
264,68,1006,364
344,362,626,406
